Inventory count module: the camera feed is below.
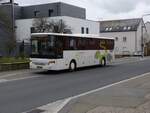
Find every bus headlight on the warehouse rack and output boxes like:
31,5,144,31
48,61,55,65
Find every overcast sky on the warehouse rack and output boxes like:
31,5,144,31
2,0,150,22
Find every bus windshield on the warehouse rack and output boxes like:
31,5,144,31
31,35,63,59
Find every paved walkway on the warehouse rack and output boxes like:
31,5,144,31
58,72,150,113
112,56,149,65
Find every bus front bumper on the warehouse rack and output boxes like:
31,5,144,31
30,62,53,70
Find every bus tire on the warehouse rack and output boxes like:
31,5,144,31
101,58,106,66
69,60,76,71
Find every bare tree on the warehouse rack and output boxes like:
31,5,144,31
32,18,48,32
32,18,72,34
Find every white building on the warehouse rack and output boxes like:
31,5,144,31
100,18,148,56
15,16,100,42
145,22,150,40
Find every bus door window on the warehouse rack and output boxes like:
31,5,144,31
37,39,46,55
31,40,38,54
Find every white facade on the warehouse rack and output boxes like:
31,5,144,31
15,16,99,42
100,31,137,55
145,22,150,42
100,21,147,56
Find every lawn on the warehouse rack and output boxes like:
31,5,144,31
0,57,29,64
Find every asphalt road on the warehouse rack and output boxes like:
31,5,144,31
0,59,150,113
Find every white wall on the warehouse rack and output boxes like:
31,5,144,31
136,21,142,53
144,22,150,43
100,32,136,55
15,16,99,42
61,16,99,35
145,22,150,40
15,18,33,42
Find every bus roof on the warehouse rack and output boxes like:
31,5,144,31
31,33,114,40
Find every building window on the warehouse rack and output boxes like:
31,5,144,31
128,26,131,30
115,37,118,41
81,27,84,34
30,27,35,33
109,27,112,31
123,26,127,30
105,27,109,31
116,26,120,29
34,11,40,17
86,28,89,34
48,9,54,17
123,37,127,42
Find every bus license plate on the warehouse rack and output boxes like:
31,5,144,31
37,66,43,69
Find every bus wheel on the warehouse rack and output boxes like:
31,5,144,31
101,58,106,66
69,60,76,71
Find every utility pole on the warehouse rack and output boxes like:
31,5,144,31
141,21,144,58
10,0,17,55
10,0,15,34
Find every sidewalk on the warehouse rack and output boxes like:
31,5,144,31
57,72,150,113
112,56,149,65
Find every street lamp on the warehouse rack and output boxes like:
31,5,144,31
141,14,150,57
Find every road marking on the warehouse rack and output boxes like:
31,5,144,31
7,76,41,82
23,71,150,113
23,99,71,113
0,76,41,84
0,79,8,83
0,71,30,79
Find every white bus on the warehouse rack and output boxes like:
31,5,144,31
30,33,114,71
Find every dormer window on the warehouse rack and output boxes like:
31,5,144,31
116,26,119,29
128,26,131,30
109,27,112,31
105,27,109,31
123,26,127,30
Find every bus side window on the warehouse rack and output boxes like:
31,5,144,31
77,38,82,50
69,38,76,50
100,39,106,50
88,38,95,50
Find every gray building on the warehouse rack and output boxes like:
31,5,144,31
21,2,86,19
0,2,86,20
0,2,86,56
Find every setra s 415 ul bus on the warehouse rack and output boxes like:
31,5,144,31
30,33,115,71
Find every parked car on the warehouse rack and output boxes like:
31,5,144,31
133,51,143,56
